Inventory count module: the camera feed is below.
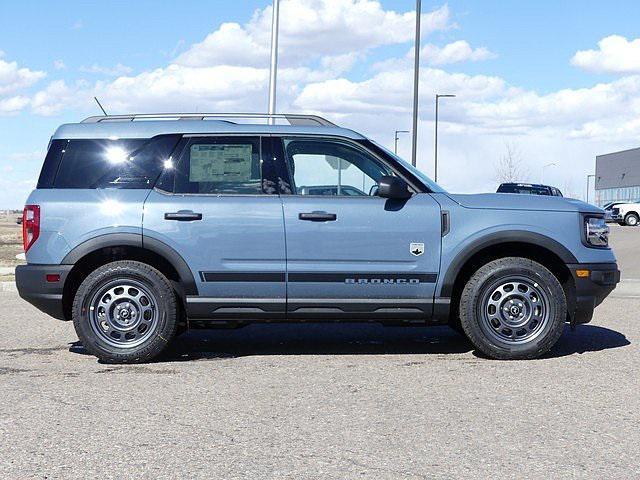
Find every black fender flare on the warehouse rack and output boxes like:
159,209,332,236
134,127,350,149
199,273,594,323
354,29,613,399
439,230,578,298
61,233,198,295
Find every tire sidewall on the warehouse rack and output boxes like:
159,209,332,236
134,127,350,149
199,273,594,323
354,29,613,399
461,259,566,359
73,262,177,363
625,213,639,227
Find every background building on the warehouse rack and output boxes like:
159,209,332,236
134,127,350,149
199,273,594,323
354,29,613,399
595,147,640,207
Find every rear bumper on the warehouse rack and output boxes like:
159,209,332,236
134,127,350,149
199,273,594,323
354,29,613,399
568,262,620,325
15,264,73,320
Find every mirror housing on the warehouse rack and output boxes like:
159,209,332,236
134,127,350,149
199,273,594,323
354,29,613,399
377,175,412,200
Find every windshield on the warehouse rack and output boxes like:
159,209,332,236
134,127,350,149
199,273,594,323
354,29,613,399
362,139,446,193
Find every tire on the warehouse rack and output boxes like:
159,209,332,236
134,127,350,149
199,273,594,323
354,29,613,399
459,257,566,360
72,260,178,363
624,213,639,227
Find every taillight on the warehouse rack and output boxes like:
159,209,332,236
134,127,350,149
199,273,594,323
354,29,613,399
22,205,40,252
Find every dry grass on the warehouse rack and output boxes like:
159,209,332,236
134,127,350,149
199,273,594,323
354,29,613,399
0,215,24,277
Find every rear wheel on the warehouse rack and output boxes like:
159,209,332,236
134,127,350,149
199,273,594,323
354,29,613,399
625,213,639,227
72,260,178,363
459,257,566,360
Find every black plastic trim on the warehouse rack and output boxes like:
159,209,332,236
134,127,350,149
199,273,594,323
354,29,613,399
15,264,73,320
61,233,198,296
440,230,579,297
200,272,285,283
567,262,620,325
288,272,437,283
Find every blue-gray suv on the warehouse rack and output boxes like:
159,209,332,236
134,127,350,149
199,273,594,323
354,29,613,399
16,113,620,363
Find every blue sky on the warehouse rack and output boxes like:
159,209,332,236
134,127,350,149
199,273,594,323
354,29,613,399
1,0,640,207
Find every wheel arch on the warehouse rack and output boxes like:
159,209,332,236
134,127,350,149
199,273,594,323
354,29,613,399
441,231,577,322
61,233,197,320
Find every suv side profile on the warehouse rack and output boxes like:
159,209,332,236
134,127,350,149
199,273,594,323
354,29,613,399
16,113,619,363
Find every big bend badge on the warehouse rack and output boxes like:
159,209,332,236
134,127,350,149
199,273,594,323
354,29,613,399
410,243,425,257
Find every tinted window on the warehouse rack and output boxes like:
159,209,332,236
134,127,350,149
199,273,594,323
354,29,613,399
50,135,180,189
173,137,263,194
283,138,391,196
37,139,67,188
497,184,551,195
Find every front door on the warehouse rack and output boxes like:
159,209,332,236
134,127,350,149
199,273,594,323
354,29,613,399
143,136,287,320
276,136,442,321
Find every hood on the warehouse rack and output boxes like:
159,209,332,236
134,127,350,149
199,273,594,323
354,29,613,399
447,193,602,214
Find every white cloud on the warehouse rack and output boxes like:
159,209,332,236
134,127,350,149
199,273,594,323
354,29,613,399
79,63,133,76
571,35,640,74
0,58,46,96
53,60,66,70
176,1,452,68
423,40,496,65
0,95,29,114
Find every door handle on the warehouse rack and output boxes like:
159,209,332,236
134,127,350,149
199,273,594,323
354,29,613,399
299,212,337,222
164,210,203,221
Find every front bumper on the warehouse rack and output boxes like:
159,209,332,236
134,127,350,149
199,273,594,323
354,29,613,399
568,262,620,325
15,264,73,320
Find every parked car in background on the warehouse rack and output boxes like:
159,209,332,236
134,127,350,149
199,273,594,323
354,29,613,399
497,183,563,197
16,217,23,225
602,201,627,223
610,201,640,226
16,113,619,363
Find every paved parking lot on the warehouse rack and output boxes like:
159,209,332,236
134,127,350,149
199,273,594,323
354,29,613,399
1,227,638,479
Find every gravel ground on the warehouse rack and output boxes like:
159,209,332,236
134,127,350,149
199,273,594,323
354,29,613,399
0,293,638,479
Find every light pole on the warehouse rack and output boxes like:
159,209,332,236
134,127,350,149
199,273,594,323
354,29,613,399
434,94,455,183
541,162,556,183
268,0,280,125
410,0,421,167
586,174,595,203
394,130,409,154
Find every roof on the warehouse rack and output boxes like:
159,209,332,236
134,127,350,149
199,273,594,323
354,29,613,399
51,113,365,141
595,147,640,190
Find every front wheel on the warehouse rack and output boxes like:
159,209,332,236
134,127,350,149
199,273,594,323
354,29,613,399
625,213,639,227
459,257,566,360
72,260,178,363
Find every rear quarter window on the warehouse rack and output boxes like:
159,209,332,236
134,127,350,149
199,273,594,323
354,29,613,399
39,135,180,189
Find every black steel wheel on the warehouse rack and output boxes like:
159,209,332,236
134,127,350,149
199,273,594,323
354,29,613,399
459,257,566,360
73,261,177,363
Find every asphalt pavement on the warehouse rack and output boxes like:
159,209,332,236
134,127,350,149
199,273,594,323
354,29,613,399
0,227,638,479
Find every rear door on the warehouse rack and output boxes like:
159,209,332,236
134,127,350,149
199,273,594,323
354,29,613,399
275,136,442,321
143,135,287,320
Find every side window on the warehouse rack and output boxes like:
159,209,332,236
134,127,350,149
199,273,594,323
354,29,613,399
173,137,263,194
283,138,392,196
50,136,180,189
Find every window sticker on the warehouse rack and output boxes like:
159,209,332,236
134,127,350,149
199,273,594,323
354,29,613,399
189,144,253,182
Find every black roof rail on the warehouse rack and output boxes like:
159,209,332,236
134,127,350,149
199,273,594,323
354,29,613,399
81,112,337,127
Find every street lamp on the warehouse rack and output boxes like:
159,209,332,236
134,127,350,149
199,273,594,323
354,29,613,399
541,162,556,183
434,94,455,183
267,0,280,125
586,174,595,204
410,0,421,167
394,130,409,154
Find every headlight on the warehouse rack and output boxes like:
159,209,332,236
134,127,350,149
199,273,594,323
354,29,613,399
585,217,609,247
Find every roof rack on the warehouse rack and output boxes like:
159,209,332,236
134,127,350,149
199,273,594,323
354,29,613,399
81,113,336,127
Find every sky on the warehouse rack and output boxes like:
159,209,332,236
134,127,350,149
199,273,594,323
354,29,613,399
1,0,640,208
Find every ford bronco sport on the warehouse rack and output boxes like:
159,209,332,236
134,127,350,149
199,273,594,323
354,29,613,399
16,113,620,363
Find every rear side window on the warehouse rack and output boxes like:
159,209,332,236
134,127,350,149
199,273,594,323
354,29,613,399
40,135,180,189
37,139,67,188
172,137,263,194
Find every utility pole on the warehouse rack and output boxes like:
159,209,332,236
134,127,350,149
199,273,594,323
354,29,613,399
410,0,421,167
434,94,455,183
394,130,409,154
268,0,280,125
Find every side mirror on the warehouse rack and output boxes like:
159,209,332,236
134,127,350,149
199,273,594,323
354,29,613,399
377,175,412,200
